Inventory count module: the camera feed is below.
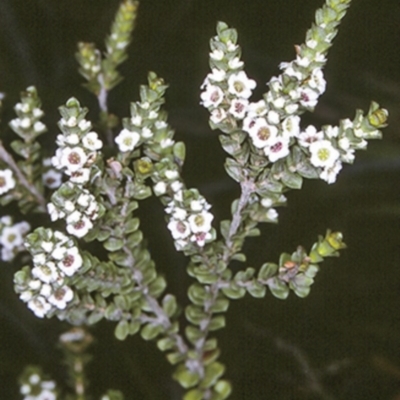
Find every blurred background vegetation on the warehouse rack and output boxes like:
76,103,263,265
0,0,399,399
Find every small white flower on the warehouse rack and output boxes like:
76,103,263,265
51,246,66,261
66,215,93,238
57,247,83,276
64,200,75,213
20,117,31,129
33,253,46,265
210,49,224,60
309,68,326,94
148,110,158,119
165,170,179,180
60,147,88,172
42,169,62,189
282,65,303,81
338,137,350,150
153,181,167,196
131,115,142,126
77,193,90,207
272,97,285,109
0,225,24,249
0,169,16,195
78,119,91,131
29,374,41,385
284,103,299,114
208,68,226,82
36,389,57,400
282,115,300,138
320,161,342,184
299,87,319,108
19,290,33,302
82,132,102,150
210,108,227,124
228,57,244,69
296,55,311,68
41,241,54,253
309,140,340,168
325,125,339,138
190,200,204,212
264,136,290,163
306,39,318,49
160,138,174,149
226,41,238,52
155,120,167,130
170,181,183,193
32,262,59,284
172,208,187,220
267,110,280,125
40,283,52,298
27,296,51,318
200,85,224,108
34,121,46,134
247,100,268,117
298,125,323,148
190,231,212,247
227,71,256,99
341,148,355,163
229,99,248,119
64,133,80,145
69,168,91,184
48,286,74,309
168,220,191,240
47,203,65,221
141,127,153,139
266,208,278,222
188,211,214,233
247,118,278,149
115,128,140,152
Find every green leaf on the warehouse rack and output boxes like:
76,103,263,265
214,380,232,399
157,337,175,352
281,170,303,189
124,217,140,233
162,294,178,317
247,282,266,298
129,320,141,335
208,316,226,331
126,230,143,248
173,364,200,389
188,284,208,306
141,323,162,341
114,319,129,340
224,158,243,182
200,362,225,389
185,325,202,344
104,237,124,251
184,389,203,400
222,283,246,299
166,352,185,365
220,220,231,240
210,297,229,313
258,263,278,280
185,304,207,325
268,277,289,300
148,276,167,297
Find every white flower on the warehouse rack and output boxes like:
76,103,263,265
172,207,187,220
266,208,279,222
32,262,59,284
295,55,311,67
57,247,83,276
247,100,267,117
34,121,46,134
48,286,74,309
165,171,178,181
228,57,244,69
27,296,51,318
226,41,238,52
82,132,102,150
171,181,183,193
341,148,355,163
210,49,224,61
42,169,62,189
41,241,54,252
155,120,167,130
0,225,24,249
298,125,323,148
309,140,340,168
115,128,140,152
160,138,174,149
210,108,227,124
325,125,339,138
0,169,16,195
309,68,326,94
47,203,65,221
60,147,88,172
282,115,300,138
131,115,142,126
320,161,343,184
299,87,319,108
272,97,285,109
264,136,290,163
200,85,224,108
208,68,226,82
190,200,204,212
148,110,158,119
266,110,280,125
190,231,212,247
69,168,91,184
338,137,350,150
284,103,299,114
227,71,256,99
66,215,93,238
36,389,57,400
168,220,191,240
153,181,167,196
188,211,213,233
79,119,91,131
141,127,153,138
247,118,278,149
306,39,317,49
229,99,248,119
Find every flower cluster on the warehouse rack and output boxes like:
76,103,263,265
165,188,214,250
19,367,57,400
0,215,30,261
16,228,82,318
0,168,16,195
49,100,104,238
9,90,47,140
42,157,62,189
48,182,101,238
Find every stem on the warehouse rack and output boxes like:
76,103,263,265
0,141,46,211
97,74,114,147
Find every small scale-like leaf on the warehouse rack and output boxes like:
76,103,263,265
173,364,200,389
208,316,225,331
104,237,124,252
268,277,289,300
258,263,278,281
200,361,225,389
114,319,129,341
141,323,162,341
214,380,232,399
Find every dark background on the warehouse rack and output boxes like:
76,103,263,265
1,0,400,399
